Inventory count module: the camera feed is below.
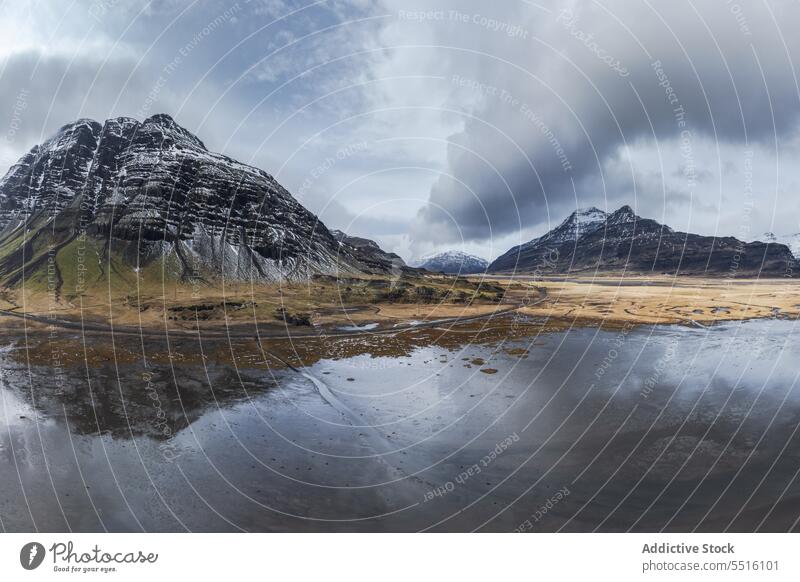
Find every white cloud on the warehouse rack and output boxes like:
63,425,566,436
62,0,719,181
4,0,800,264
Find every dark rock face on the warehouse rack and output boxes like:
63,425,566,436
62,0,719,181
330,229,407,273
414,251,488,274
489,205,797,276
0,114,396,282
0,119,104,224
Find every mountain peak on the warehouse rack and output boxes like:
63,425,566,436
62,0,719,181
56,118,102,134
139,113,206,149
570,206,605,217
613,204,635,216
527,206,607,248
39,114,205,152
0,114,402,285
145,112,174,123
563,206,608,226
607,205,638,224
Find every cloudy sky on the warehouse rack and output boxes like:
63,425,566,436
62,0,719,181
2,0,800,261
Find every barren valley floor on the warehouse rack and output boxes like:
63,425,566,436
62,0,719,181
1,275,797,341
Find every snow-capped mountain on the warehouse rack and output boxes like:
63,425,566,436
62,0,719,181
0,114,401,288
489,205,797,276
531,206,608,246
414,251,488,274
754,232,800,258
490,207,608,272
330,229,406,268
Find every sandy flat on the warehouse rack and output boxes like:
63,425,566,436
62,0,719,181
490,275,800,326
4,274,798,334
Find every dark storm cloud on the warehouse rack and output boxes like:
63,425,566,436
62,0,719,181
4,0,799,257
408,0,800,243
0,50,142,149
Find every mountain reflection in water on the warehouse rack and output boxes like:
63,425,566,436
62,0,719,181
1,318,799,532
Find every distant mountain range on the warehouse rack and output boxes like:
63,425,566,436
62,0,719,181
0,114,403,294
753,232,800,259
489,206,797,276
413,251,488,274
1,115,795,294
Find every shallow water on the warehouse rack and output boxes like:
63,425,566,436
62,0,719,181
337,322,379,332
1,318,800,532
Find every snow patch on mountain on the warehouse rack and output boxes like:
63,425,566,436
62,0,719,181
505,207,608,257
0,114,401,283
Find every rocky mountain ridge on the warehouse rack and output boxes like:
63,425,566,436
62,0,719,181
754,232,800,259
489,205,796,276
0,114,400,291
414,250,488,274
330,229,406,271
